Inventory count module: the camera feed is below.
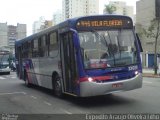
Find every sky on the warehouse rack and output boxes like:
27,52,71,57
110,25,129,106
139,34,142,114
0,0,138,36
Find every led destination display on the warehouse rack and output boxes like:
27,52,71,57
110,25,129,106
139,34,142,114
76,16,133,30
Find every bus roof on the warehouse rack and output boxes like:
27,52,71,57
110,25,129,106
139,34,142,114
15,15,132,47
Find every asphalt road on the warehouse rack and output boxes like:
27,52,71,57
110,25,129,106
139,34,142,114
0,72,160,119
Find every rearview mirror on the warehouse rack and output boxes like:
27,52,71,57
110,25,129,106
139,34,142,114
136,33,143,52
70,29,80,49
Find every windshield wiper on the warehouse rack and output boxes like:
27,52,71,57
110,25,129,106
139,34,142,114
91,30,109,48
117,30,122,59
91,30,109,60
105,30,116,66
91,30,117,66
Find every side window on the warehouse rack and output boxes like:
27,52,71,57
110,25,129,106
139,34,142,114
32,39,39,58
39,35,48,57
49,32,58,57
22,42,29,58
28,41,32,58
22,44,25,58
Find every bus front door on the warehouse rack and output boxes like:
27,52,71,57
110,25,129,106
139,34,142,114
60,32,78,95
17,46,23,79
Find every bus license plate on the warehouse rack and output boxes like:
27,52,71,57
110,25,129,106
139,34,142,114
112,83,123,88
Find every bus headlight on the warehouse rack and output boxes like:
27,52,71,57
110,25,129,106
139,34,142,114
135,71,139,75
88,77,93,82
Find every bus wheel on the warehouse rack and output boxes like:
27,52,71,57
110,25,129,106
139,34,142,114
54,75,63,97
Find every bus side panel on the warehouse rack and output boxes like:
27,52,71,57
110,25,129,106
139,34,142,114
24,57,60,89
24,58,39,85
38,57,60,89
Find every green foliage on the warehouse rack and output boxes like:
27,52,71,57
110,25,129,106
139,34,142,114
142,18,160,75
105,4,117,14
143,18,160,39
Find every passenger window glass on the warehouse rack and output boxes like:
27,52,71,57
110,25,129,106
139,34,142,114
33,39,39,57
39,35,48,57
49,32,58,57
50,32,57,45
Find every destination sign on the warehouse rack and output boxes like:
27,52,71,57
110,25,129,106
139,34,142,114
77,20,123,27
76,16,133,30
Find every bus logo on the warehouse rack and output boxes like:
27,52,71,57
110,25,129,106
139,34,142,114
128,65,138,71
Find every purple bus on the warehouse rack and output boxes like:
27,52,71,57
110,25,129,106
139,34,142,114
15,15,143,97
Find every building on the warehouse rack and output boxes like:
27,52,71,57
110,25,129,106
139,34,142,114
0,23,8,47
40,20,53,30
8,24,26,49
32,17,45,33
32,17,53,33
8,25,17,48
53,10,64,25
17,23,26,40
0,23,26,52
103,1,134,23
62,0,99,20
136,0,160,68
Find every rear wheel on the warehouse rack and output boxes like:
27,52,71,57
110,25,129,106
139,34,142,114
54,75,63,97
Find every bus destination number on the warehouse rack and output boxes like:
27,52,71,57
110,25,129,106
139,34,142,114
128,65,138,71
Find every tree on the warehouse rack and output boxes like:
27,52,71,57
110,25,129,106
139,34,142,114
143,18,160,75
104,4,116,14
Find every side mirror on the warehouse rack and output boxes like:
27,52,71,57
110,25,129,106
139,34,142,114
136,33,143,52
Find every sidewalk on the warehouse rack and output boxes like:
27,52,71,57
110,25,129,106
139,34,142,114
142,68,160,78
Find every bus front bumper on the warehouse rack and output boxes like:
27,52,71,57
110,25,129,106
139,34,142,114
79,73,142,97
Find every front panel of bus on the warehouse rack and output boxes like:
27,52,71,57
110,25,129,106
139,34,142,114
74,16,142,97
0,52,11,74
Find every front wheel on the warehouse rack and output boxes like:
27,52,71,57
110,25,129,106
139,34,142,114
54,75,63,98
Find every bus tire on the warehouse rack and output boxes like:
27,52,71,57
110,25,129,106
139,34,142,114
54,75,63,98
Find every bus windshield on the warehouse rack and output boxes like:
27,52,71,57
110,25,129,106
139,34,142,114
0,54,10,62
79,30,138,69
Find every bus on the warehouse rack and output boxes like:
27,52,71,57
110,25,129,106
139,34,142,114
15,15,143,97
0,50,11,74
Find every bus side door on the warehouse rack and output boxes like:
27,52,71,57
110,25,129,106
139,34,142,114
16,46,23,79
60,32,78,94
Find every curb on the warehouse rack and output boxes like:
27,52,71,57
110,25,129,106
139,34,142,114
142,73,160,78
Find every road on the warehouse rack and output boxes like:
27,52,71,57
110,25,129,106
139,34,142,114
0,72,160,119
